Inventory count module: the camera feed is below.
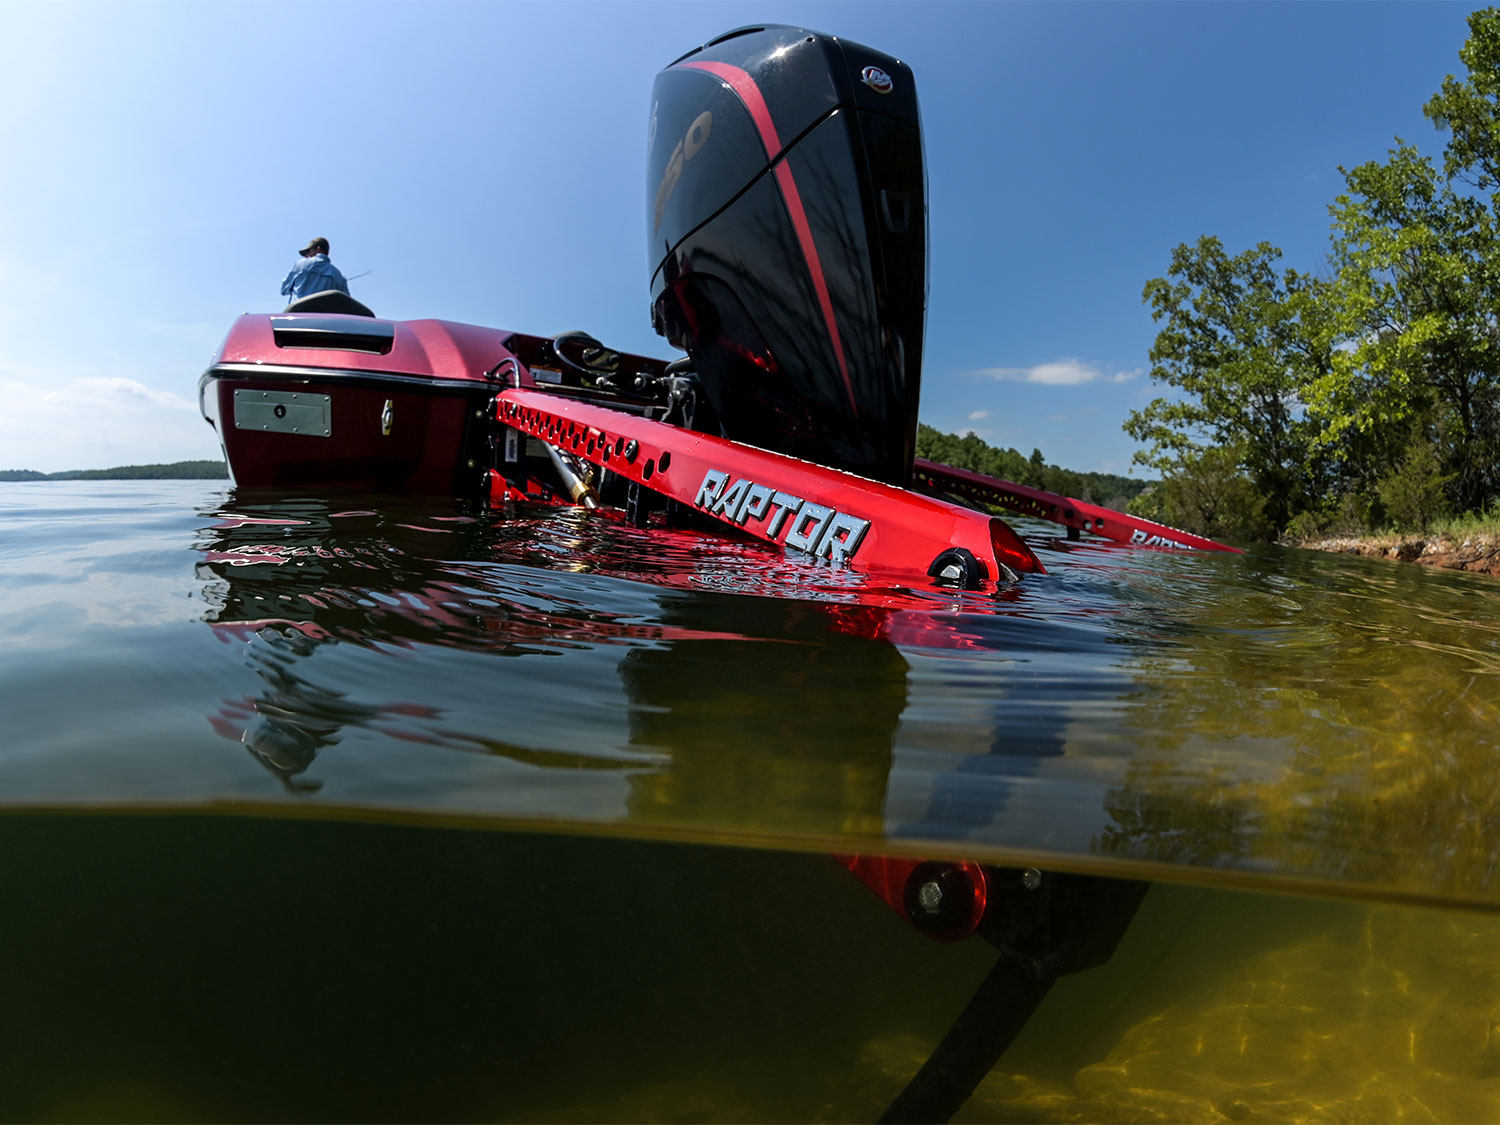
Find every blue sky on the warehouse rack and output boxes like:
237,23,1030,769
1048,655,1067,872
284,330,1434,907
0,0,1487,475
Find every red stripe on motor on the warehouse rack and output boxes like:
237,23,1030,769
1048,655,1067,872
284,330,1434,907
676,59,859,417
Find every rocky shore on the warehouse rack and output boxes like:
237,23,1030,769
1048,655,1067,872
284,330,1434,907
1288,531,1500,577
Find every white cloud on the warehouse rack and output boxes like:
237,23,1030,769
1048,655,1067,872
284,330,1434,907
36,377,196,413
973,359,1140,387
967,409,990,421
0,372,218,472
5,374,194,414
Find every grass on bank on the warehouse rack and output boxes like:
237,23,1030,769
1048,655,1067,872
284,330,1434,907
1282,505,1500,552
1427,505,1500,541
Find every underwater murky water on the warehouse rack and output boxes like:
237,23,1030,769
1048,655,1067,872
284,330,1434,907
3,480,1500,1121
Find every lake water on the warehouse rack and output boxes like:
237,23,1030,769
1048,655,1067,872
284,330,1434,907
4,479,1500,1122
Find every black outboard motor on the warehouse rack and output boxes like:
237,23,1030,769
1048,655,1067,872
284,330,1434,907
647,25,927,487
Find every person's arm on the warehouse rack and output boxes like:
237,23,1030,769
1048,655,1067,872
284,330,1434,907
280,262,301,298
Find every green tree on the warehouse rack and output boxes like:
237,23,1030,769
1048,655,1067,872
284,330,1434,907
1425,7,1500,191
1126,7,1500,531
1294,8,1500,519
1376,434,1455,531
1027,447,1045,487
1314,141,1500,514
1127,237,1335,534
915,425,1150,506
1127,443,1271,541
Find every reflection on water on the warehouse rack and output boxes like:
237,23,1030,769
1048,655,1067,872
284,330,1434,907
7,480,1500,1120
1095,546,1500,906
184,490,1156,864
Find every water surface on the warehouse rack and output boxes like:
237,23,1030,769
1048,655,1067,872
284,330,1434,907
3,480,1500,1121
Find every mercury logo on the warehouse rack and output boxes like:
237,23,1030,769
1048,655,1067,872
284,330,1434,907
694,469,871,563
861,66,893,94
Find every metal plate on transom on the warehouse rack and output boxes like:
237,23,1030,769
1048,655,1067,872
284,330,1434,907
233,389,332,437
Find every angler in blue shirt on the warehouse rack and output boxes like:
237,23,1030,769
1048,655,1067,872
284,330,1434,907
280,237,350,303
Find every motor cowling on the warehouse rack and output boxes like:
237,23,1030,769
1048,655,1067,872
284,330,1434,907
647,25,927,487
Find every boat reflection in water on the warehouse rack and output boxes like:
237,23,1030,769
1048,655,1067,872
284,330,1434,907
177,488,1500,1123
195,490,1067,835
192,490,1150,1122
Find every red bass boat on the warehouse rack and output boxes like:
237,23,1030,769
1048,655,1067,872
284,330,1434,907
200,25,1233,598
199,24,1234,1121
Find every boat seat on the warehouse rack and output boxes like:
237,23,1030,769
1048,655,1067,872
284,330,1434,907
283,290,376,317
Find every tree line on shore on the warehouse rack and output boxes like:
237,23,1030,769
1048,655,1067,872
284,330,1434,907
1123,8,1500,542
914,424,1148,512
0,460,228,481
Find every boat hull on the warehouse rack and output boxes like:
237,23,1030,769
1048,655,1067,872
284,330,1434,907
201,364,495,494
199,312,526,495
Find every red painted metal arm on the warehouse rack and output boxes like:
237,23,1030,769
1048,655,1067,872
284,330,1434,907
837,855,988,943
496,388,1044,583
913,459,1242,554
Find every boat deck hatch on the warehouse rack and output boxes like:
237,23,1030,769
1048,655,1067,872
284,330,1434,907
234,389,332,437
271,316,396,355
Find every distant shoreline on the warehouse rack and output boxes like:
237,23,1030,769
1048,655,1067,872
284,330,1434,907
0,460,228,482
1287,532,1500,578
